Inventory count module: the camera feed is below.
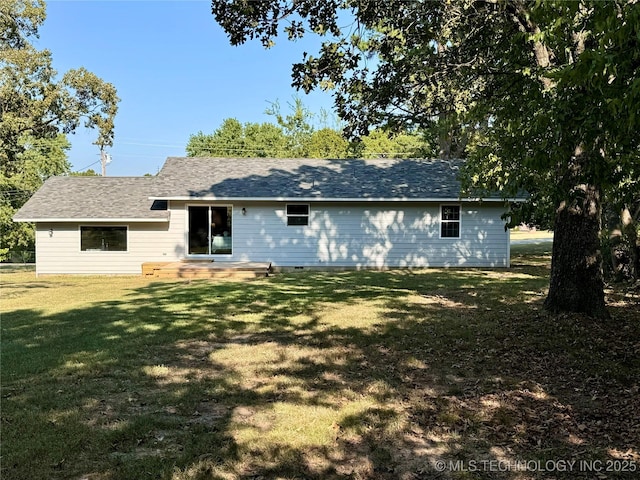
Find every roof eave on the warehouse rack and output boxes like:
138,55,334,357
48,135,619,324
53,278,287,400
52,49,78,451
150,196,521,202
13,217,170,223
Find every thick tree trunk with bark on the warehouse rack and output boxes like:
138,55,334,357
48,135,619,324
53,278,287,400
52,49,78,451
544,184,609,319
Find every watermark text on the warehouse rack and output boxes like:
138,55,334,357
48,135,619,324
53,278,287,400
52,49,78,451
433,459,637,473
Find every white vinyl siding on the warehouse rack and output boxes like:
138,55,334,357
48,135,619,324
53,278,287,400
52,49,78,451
213,201,509,268
33,201,185,275
33,201,509,274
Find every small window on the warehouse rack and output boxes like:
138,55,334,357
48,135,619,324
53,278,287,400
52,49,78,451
151,200,168,210
81,226,127,251
440,205,460,238
286,204,309,226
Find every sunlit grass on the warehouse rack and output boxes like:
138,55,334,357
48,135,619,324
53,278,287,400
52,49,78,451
510,228,554,240
1,248,638,479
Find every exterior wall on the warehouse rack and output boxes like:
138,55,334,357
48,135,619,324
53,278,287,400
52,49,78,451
33,201,509,274
34,204,185,274
175,201,510,269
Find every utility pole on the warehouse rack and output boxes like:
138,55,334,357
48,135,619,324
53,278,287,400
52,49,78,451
100,148,111,176
101,148,107,176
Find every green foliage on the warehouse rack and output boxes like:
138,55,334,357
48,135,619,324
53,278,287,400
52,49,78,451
63,67,119,150
69,168,99,176
211,0,640,316
187,98,435,160
211,0,638,204
1,1,118,256
349,129,433,159
0,0,45,49
186,118,289,157
306,128,349,158
243,121,289,157
265,97,315,157
0,134,70,254
186,117,436,160
0,0,120,165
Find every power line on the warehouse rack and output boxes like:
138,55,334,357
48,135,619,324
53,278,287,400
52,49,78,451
119,141,185,148
75,160,101,171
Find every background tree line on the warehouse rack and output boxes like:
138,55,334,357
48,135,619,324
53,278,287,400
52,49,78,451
1,0,118,261
186,98,440,160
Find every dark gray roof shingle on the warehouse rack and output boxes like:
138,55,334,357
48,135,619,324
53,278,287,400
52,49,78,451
15,157,502,222
13,176,169,222
154,157,468,200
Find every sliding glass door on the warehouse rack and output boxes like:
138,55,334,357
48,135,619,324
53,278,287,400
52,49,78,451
188,205,232,255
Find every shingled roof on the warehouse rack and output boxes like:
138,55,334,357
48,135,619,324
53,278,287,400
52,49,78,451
13,176,168,222
14,157,506,222
152,157,479,200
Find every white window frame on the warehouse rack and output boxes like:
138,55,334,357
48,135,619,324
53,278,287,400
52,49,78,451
286,203,310,226
79,225,129,252
439,204,461,239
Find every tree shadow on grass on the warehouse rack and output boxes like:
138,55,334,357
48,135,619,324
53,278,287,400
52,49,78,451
2,265,639,479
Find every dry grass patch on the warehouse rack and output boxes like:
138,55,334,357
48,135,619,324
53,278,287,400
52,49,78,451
510,229,554,240
2,252,639,479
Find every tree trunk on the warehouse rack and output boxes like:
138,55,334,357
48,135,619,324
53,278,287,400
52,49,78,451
544,184,609,319
620,206,639,283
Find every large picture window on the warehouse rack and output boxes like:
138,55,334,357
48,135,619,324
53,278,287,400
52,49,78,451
81,226,127,251
286,204,309,226
440,205,461,238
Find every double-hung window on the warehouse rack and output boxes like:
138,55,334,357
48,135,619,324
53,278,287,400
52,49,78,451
286,204,309,226
440,205,461,238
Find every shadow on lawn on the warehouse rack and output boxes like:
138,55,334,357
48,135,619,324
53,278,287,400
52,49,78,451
2,265,639,479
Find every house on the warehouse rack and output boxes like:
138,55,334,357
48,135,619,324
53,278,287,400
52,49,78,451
13,157,512,275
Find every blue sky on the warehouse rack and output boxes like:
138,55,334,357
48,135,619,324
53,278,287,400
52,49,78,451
40,1,335,176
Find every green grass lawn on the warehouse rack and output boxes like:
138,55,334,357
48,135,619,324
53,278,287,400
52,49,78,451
1,248,639,479
510,229,554,241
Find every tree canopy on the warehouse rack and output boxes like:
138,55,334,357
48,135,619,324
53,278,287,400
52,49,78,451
0,134,69,259
211,0,640,317
1,0,119,165
187,118,288,158
0,0,120,259
186,98,434,159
